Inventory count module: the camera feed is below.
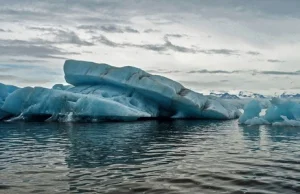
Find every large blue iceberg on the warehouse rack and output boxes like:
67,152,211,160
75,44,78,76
0,83,19,120
0,60,242,122
239,98,300,127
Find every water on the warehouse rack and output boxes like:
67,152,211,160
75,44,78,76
0,120,299,194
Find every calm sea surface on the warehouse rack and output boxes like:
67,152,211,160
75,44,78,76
0,120,299,194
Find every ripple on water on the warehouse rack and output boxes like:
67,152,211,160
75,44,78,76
0,120,300,194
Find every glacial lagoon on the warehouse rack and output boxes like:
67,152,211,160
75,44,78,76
1,120,299,194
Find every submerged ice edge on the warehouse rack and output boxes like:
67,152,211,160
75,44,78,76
1,59,242,122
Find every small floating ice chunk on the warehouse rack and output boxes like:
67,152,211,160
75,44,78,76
238,100,261,124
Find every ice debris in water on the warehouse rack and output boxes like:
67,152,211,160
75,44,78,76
239,98,300,126
0,60,241,122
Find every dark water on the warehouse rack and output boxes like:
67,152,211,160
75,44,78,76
0,121,300,194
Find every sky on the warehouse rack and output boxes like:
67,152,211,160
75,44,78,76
0,0,299,95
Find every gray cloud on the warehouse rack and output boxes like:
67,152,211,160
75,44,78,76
0,0,299,94
187,69,300,76
124,26,139,33
220,80,229,82
96,35,122,47
147,69,299,76
52,30,94,46
0,45,69,59
0,8,48,18
74,16,129,25
260,70,300,75
163,37,196,53
165,34,187,38
247,51,261,55
0,8,60,23
147,69,181,74
199,49,238,55
27,26,58,32
78,24,139,33
0,2,128,25
188,70,232,74
2,0,300,24
133,43,167,52
267,59,285,63
0,1,297,57
100,24,125,33
93,35,238,55
0,28,12,32
28,27,94,46
93,35,190,53
0,39,79,59
144,29,160,33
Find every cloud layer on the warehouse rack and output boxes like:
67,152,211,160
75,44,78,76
0,0,299,93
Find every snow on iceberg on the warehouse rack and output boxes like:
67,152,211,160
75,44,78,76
239,98,300,126
0,59,241,122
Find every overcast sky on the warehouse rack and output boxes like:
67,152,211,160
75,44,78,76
0,0,299,95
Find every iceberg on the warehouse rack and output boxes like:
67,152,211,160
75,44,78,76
238,100,262,124
264,98,300,122
239,98,300,126
0,60,241,122
2,87,151,122
0,83,19,120
0,83,19,103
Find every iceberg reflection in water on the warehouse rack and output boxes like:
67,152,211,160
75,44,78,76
1,120,300,194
